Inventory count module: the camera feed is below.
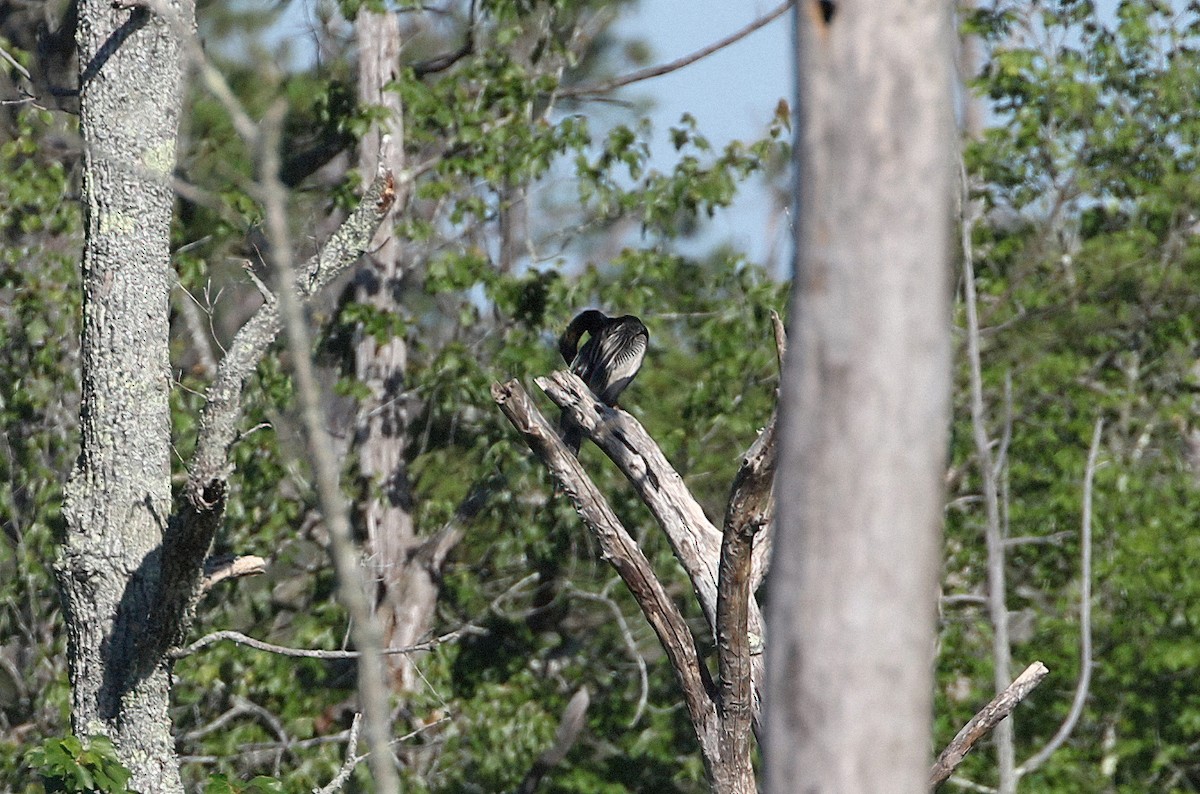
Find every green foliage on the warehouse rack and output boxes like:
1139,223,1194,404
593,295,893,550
938,2,1200,790
27,735,135,794
202,775,283,794
13,0,1200,788
0,94,80,779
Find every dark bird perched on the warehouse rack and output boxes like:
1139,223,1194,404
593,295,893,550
557,309,649,454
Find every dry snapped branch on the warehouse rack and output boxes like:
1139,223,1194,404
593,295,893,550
930,661,1050,790
537,371,768,722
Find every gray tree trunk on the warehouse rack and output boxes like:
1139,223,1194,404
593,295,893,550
765,2,954,792
355,10,446,693
59,0,191,790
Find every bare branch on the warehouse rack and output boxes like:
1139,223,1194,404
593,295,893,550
930,661,1051,790
145,172,397,670
714,323,779,786
770,309,787,376
559,1,794,98
168,626,476,660
566,585,648,727
750,310,787,590
538,369,767,734
728,410,776,597
1002,530,1073,548
260,104,399,794
200,554,267,592
174,287,219,375
515,688,590,794
1015,419,1102,778
492,379,723,773
0,45,32,81
189,41,258,145
961,159,1015,791
314,713,363,794
714,436,766,788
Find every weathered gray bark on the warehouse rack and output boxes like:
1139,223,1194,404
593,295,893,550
504,370,775,793
59,0,191,790
538,371,767,733
765,1,955,792
492,380,727,785
354,9,453,693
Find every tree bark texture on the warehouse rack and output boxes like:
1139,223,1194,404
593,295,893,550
354,9,448,694
766,2,955,792
60,0,192,790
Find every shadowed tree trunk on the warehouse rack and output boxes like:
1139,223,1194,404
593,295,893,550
59,0,192,790
765,1,955,791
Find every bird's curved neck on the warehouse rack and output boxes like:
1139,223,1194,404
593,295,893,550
559,310,608,363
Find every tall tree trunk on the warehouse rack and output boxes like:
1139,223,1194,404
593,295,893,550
355,10,445,692
766,2,954,791
59,0,191,790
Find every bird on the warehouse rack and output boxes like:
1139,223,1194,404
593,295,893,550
557,309,649,454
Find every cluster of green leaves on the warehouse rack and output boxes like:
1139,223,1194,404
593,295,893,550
26,735,133,793
577,110,788,237
939,2,1200,791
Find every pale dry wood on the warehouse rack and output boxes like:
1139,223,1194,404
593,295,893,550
537,370,766,732
930,661,1050,790
492,379,728,783
260,107,399,794
200,554,267,592
961,159,1016,793
314,713,362,794
748,309,786,591
354,6,444,696
169,626,476,660
715,404,776,787
148,173,398,669
712,314,782,784
516,687,591,794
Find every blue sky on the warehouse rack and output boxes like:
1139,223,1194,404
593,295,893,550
259,0,794,268
608,2,793,269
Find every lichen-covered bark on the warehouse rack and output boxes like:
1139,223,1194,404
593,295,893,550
59,1,192,790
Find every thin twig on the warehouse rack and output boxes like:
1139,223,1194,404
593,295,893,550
930,661,1051,790
559,1,794,97
0,44,32,81
566,585,649,727
314,713,362,794
1015,419,1102,777
1002,530,1074,548
961,158,1015,792
168,626,476,660
259,102,399,794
